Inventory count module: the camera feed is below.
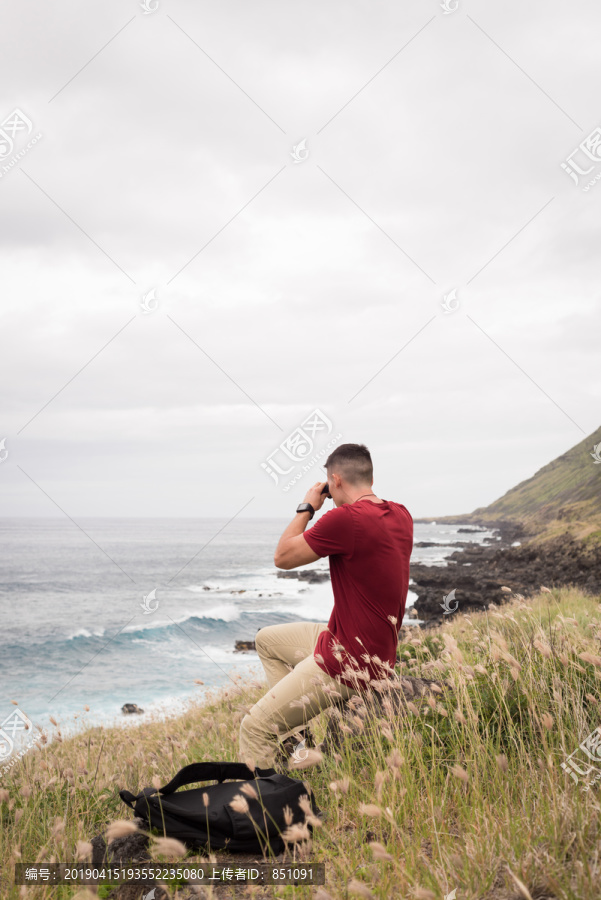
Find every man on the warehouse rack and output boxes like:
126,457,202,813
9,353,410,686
239,443,413,770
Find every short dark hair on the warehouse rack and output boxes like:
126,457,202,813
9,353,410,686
325,443,373,486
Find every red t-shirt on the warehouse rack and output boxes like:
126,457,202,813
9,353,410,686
302,499,413,691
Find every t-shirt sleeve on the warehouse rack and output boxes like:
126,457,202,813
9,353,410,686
303,506,355,558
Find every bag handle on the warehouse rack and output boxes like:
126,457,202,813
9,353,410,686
120,761,277,806
119,790,138,810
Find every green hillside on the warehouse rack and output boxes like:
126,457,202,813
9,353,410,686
424,425,601,545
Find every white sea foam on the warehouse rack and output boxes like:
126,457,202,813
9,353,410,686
186,579,308,598
189,603,241,623
66,627,106,640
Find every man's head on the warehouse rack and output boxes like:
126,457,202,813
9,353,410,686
324,443,374,506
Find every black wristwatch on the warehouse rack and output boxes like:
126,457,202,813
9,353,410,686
296,502,315,520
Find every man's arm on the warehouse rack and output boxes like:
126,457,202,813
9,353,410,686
274,482,327,570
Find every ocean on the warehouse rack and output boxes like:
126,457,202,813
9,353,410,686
0,517,497,747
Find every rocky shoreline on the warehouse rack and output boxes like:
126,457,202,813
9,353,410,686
411,519,601,628
271,518,601,633
276,569,330,584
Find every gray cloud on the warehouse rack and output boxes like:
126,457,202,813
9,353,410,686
0,0,599,519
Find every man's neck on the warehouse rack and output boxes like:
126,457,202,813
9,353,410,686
343,489,383,505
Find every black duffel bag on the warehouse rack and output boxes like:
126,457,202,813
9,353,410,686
119,761,321,855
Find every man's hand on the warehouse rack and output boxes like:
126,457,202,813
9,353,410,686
273,482,329,569
303,481,328,512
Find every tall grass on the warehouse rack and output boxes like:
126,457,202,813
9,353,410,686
2,586,601,899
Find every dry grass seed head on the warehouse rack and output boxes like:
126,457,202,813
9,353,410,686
374,770,387,798
358,803,382,817
105,819,138,844
381,724,394,741
151,836,188,859
240,783,258,800
348,879,375,898
298,794,314,817
534,639,552,659
329,775,350,794
450,764,469,783
369,840,394,861
229,794,250,814
496,754,509,772
579,652,601,667
282,822,311,843
386,748,403,768
76,841,93,861
414,889,437,900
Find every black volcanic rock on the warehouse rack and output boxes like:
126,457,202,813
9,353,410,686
91,826,149,868
234,640,256,652
413,540,465,548
410,522,601,628
277,569,330,583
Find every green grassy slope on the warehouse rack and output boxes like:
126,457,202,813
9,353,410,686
3,587,601,899
420,425,601,544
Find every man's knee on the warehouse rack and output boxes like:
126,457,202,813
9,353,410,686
254,626,272,655
255,625,279,656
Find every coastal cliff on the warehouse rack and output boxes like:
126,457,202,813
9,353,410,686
412,425,601,625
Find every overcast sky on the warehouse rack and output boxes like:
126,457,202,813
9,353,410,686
0,0,599,520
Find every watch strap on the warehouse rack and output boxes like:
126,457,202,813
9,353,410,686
296,503,315,520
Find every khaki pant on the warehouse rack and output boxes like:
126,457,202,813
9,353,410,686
239,621,360,769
